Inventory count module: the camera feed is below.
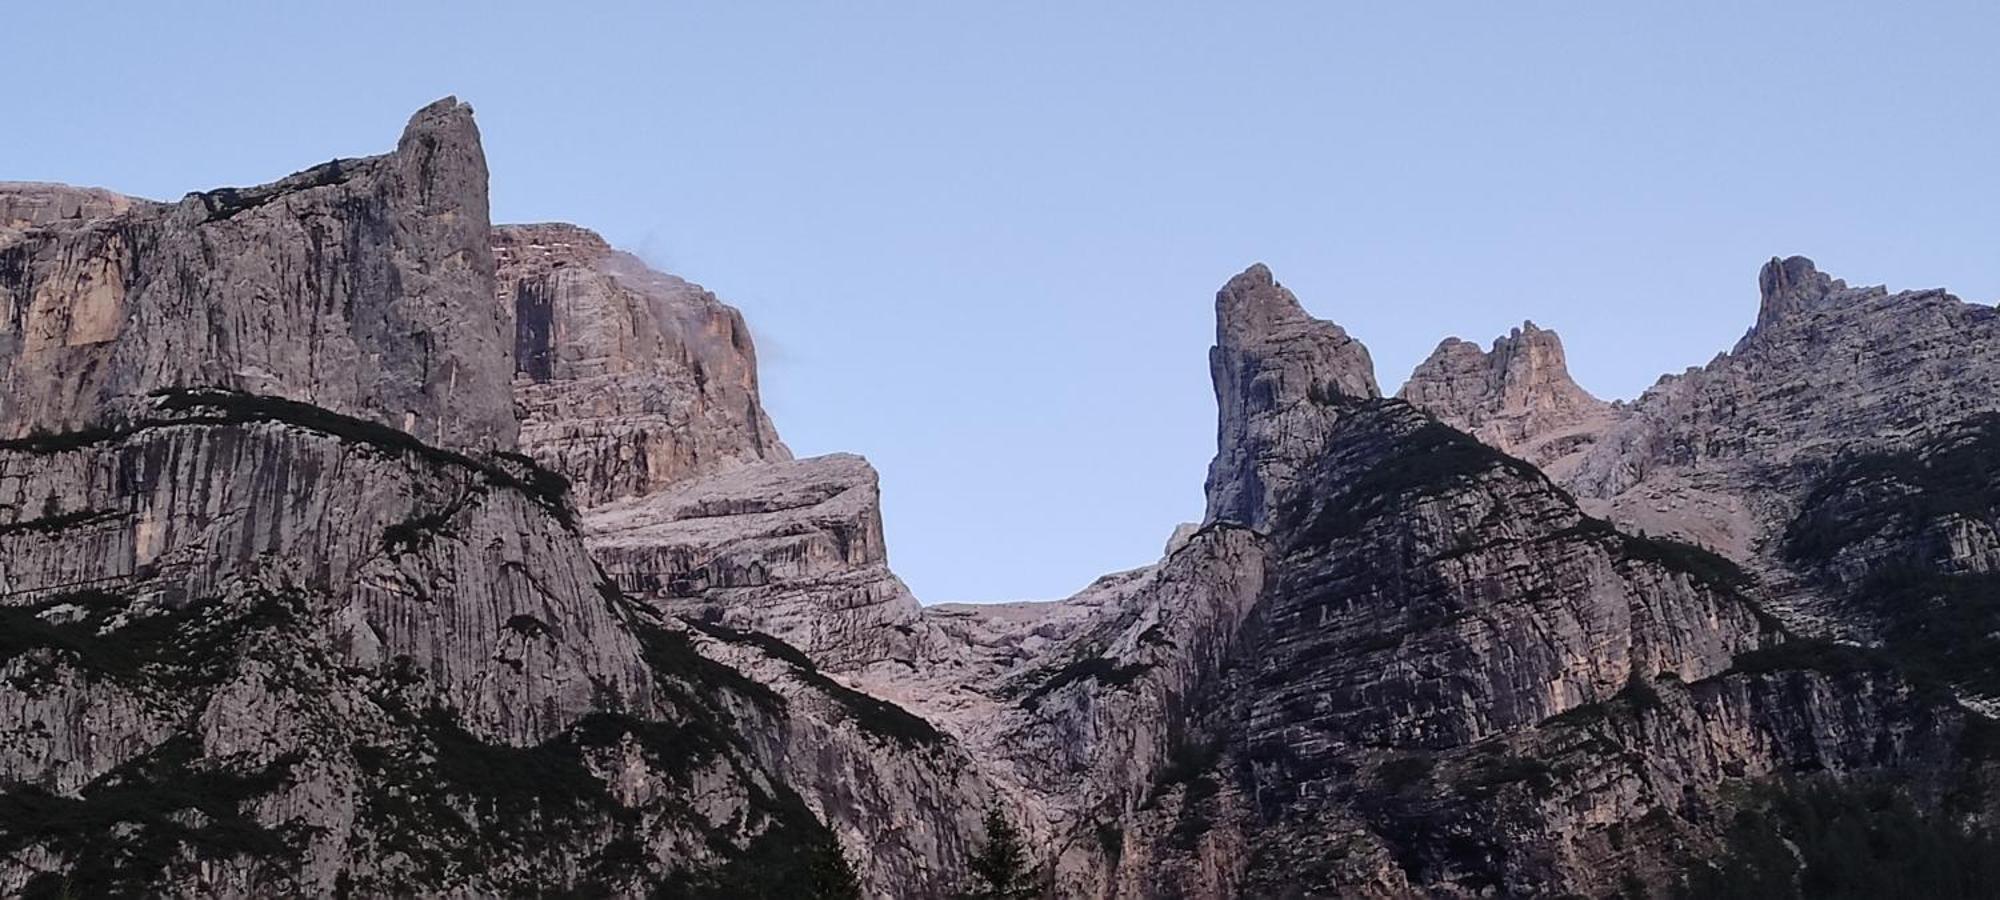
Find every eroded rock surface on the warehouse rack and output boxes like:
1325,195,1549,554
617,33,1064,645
0,102,850,899
8,99,2000,900
1398,321,1620,481
499,223,788,508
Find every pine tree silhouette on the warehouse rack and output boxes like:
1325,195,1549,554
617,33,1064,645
960,806,1037,899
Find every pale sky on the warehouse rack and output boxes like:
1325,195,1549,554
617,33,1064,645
9,3,1997,602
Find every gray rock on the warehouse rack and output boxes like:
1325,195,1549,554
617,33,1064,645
0,98,516,452
1204,263,1379,531
499,222,789,507
1398,321,1620,481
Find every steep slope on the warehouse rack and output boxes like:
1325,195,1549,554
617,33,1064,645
10,97,2000,900
494,226,988,895
1400,257,2000,645
1014,266,1979,898
0,100,849,898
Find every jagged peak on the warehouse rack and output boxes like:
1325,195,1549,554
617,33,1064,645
1217,263,1314,344
1212,263,1379,396
1205,264,1381,529
1755,255,1841,331
399,96,479,152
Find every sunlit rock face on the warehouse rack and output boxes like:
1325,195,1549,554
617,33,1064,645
1399,321,1620,482
498,222,789,509
0,99,516,453
6,91,2000,900
0,101,869,899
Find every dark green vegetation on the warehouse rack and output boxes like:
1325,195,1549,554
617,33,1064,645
1725,638,1894,679
2,736,302,898
1450,751,1555,801
344,699,851,898
1539,672,1667,729
1547,516,1755,591
0,506,120,537
194,157,360,222
687,619,943,749
146,389,579,528
1680,777,2000,899
1784,415,2000,567
1852,568,2000,695
1376,753,1436,793
960,806,1038,900
0,588,298,686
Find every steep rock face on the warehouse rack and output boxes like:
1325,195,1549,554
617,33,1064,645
1565,257,2000,555
1205,264,1379,531
495,228,994,895
1398,322,1620,481
0,103,847,898
0,99,515,452
1101,265,1977,898
0,183,136,239
499,223,788,508
586,453,930,674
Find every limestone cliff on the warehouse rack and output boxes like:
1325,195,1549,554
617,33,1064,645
7,98,2000,900
499,223,789,508
0,101,857,899
1398,321,1620,481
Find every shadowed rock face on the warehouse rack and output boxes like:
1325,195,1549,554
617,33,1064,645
496,223,789,508
0,102,858,899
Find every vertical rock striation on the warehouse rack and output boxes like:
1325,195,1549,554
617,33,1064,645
1398,321,1620,480
498,223,788,508
1204,263,1379,531
0,98,515,452
0,101,850,899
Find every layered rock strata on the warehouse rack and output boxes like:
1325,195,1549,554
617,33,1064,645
0,100,856,899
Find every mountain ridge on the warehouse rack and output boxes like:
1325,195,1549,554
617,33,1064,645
4,100,1999,898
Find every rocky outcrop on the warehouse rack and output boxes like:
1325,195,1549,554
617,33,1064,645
1070,265,1975,897
1398,322,1619,480
1204,263,1379,531
9,96,2000,900
0,101,851,898
0,183,136,239
0,99,515,453
586,453,929,674
499,223,788,508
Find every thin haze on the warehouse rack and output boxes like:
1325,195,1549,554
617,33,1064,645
7,4,1996,602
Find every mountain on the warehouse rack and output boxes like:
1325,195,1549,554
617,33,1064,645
4,100,1998,898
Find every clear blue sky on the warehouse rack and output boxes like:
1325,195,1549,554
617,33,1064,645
9,4,1996,602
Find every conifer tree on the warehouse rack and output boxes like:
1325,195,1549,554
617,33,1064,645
962,806,1036,900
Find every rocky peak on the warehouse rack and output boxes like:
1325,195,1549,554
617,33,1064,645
1398,319,1617,478
498,222,789,507
1203,263,1379,530
0,95,514,451
1744,254,1895,343
1754,254,1836,330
